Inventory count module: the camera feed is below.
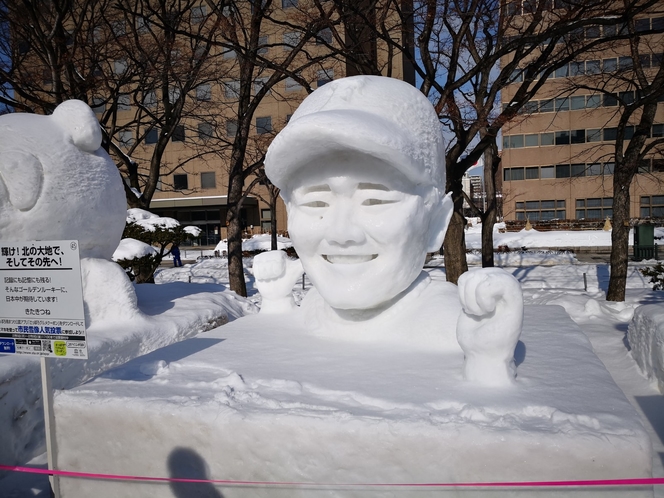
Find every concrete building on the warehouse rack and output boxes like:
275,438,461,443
500,4,664,223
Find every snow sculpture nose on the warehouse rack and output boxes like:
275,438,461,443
325,199,365,246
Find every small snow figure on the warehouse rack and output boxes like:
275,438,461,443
456,268,524,387
252,250,303,314
171,244,182,267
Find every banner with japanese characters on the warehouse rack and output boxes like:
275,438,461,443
0,240,87,359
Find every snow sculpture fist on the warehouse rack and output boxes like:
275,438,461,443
457,268,524,386
0,100,126,259
253,250,303,314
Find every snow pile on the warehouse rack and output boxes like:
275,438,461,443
112,238,158,261
0,281,256,470
214,234,293,254
628,304,664,393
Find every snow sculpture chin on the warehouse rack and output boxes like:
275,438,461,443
265,75,523,381
0,100,137,326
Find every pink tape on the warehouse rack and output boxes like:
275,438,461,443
1,465,663,488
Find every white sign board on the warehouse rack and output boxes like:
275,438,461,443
0,240,87,359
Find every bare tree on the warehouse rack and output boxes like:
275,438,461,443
556,9,664,301
0,0,231,208
326,0,663,283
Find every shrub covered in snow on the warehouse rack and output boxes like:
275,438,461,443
114,209,201,283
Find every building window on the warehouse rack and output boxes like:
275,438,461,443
173,174,188,191
117,94,131,111
226,120,238,137
555,131,570,145
111,20,126,37
509,135,524,148
525,134,538,147
145,128,158,144
283,31,301,50
571,163,586,177
587,163,602,176
555,164,570,178
143,91,157,108
224,80,240,99
652,124,664,137
526,167,539,179
285,77,302,92
570,96,585,110
570,129,585,144
118,130,133,148
603,93,618,107
258,36,269,55
317,68,334,87
603,127,617,141
603,58,617,72
172,125,185,142
282,0,298,7
540,133,554,146
114,59,127,74
516,199,566,220
540,166,554,178
587,129,601,142
254,77,270,95
91,97,105,114
539,100,554,113
198,122,214,141
585,60,601,74
196,84,212,101
201,172,216,189
640,195,664,218
223,49,237,59
555,97,569,111
256,116,272,134
316,28,333,44
168,87,181,104
191,5,206,24
576,197,613,219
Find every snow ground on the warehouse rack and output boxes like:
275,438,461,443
1,227,663,496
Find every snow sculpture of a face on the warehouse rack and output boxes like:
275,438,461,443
0,100,126,260
265,76,452,311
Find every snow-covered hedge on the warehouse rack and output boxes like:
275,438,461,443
628,304,664,393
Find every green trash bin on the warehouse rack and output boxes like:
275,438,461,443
633,224,656,261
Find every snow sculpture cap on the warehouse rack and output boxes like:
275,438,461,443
51,99,103,153
265,75,445,191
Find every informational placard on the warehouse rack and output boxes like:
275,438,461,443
0,240,87,359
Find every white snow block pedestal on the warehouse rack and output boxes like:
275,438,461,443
53,305,653,497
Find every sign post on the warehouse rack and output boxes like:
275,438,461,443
0,240,87,498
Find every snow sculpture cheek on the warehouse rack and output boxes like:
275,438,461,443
456,268,524,387
252,250,303,314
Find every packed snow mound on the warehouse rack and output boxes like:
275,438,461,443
53,307,652,497
112,238,158,261
628,304,664,393
0,100,126,259
214,234,293,254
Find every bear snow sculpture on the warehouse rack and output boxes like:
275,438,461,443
0,100,126,260
0,100,139,326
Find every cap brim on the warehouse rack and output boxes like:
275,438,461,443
265,110,428,191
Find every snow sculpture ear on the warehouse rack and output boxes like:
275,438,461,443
426,191,453,253
51,100,103,153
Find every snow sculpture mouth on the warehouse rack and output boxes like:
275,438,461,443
323,254,378,264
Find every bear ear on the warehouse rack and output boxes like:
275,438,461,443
51,100,102,153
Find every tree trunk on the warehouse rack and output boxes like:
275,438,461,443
270,189,278,251
481,144,499,268
606,174,630,302
227,168,247,297
443,187,468,284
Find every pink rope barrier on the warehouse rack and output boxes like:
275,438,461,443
1,464,663,488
